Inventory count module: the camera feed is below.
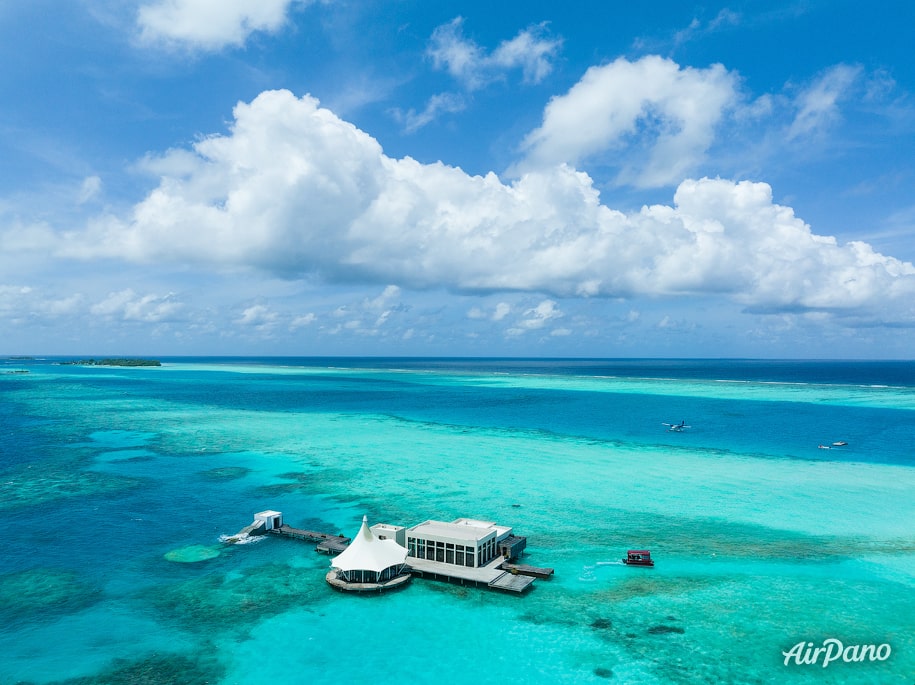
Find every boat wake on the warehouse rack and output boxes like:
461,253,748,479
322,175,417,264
219,533,265,545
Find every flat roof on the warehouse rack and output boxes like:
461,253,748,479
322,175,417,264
408,520,496,541
452,518,513,539
452,517,495,527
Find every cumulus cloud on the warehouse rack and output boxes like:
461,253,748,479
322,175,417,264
137,0,308,51
60,88,915,325
1,285,86,326
467,301,511,321
91,289,183,322
492,302,511,321
406,18,560,131
428,17,561,91
519,55,740,187
509,299,563,334
290,312,316,329
321,285,408,337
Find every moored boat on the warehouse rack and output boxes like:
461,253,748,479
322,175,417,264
622,549,654,567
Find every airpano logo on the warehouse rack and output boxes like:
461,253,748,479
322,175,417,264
782,638,891,667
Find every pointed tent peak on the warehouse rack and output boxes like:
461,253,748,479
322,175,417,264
359,515,374,541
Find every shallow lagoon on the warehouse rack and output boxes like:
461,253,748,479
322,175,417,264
1,358,913,684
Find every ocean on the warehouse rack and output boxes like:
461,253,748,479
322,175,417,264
1,357,913,684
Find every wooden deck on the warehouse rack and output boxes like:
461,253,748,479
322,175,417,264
315,537,350,554
407,556,536,593
268,525,350,545
488,572,535,593
499,561,554,578
325,570,412,593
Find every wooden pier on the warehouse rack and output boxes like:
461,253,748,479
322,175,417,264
268,525,350,547
499,561,554,578
315,537,350,554
407,556,536,593
488,572,535,593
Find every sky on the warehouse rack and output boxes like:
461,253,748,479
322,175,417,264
1,1,914,358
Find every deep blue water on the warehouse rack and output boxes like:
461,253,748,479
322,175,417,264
14,357,915,465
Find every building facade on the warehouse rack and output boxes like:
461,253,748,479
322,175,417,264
405,518,514,569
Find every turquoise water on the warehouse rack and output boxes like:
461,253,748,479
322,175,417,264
1,357,913,684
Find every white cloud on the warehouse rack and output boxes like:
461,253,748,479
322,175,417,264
520,299,562,328
409,18,560,130
78,175,102,204
91,289,183,322
137,0,309,51
59,88,915,326
428,17,561,91
392,92,466,133
788,64,862,140
490,22,562,84
322,285,408,337
519,55,739,187
0,219,57,252
237,304,277,327
42,294,85,317
507,299,563,335
671,9,740,48
290,312,316,329
468,302,511,321
492,302,511,321
365,285,400,309
0,285,85,325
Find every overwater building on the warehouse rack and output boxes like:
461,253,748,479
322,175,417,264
405,518,525,568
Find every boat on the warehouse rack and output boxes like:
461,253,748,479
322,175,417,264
622,550,654,567
832,441,847,447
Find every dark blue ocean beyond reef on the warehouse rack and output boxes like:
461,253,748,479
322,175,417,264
1,358,913,684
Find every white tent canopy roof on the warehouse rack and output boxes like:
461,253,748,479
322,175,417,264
332,515,408,573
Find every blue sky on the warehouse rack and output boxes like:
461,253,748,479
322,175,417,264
2,1,914,358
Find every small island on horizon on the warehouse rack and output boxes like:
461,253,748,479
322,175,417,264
59,358,162,367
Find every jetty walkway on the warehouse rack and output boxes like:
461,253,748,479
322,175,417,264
269,524,350,550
